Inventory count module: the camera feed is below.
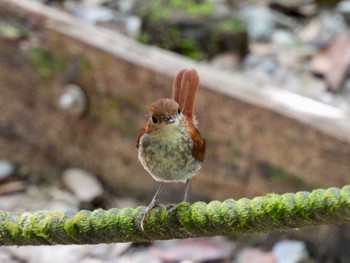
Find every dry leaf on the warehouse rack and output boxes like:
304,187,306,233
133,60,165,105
310,30,350,92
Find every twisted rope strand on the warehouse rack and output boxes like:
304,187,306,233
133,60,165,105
0,185,350,246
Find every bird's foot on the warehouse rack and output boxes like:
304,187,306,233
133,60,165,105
166,203,186,214
140,199,160,231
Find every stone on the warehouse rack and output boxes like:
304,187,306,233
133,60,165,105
272,240,309,263
134,0,248,60
272,30,297,46
62,168,103,202
210,51,242,71
298,12,346,45
5,245,88,263
124,15,142,37
67,3,115,23
337,0,350,24
150,237,234,262
237,248,276,263
240,5,276,42
0,159,15,180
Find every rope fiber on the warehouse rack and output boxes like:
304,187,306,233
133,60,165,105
1,185,350,245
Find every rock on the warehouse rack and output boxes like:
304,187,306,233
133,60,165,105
210,51,242,71
272,240,309,263
117,0,136,14
298,12,346,45
134,0,248,60
0,159,15,180
58,84,88,118
62,168,103,202
0,22,24,40
127,251,162,263
66,2,115,23
272,30,297,46
5,245,88,263
0,248,18,263
47,186,80,211
240,5,276,42
237,248,276,263
337,0,350,24
269,0,317,17
124,15,142,37
150,237,234,262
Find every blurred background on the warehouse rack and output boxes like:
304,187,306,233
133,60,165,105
1,0,350,262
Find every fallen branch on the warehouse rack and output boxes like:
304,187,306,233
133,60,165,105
1,185,350,246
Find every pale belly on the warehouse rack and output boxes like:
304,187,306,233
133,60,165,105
138,132,203,183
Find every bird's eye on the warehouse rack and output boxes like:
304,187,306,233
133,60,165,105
177,108,181,115
151,116,159,124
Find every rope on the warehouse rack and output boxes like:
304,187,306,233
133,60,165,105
1,185,350,245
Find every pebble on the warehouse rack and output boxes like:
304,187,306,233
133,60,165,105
5,245,88,263
240,5,276,42
124,15,142,37
150,237,234,262
272,30,297,46
0,159,15,180
337,0,350,24
210,51,242,71
272,240,309,263
237,248,276,263
67,3,115,23
62,168,103,202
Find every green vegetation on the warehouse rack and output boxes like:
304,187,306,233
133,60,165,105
27,47,67,78
263,165,311,190
1,185,350,245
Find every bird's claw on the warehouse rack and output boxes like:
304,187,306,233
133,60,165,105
140,199,159,231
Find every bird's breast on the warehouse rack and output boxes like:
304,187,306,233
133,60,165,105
138,125,202,182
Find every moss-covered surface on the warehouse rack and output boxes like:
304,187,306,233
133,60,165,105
135,0,247,60
258,163,313,190
1,185,350,245
27,47,68,78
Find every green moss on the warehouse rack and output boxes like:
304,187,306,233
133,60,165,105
206,201,224,226
175,202,193,234
90,93,142,137
23,212,50,240
167,0,214,15
250,196,267,224
235,198,252,230
136,0,216,60
117,208,136,236
178,38,204,60
78,53,93,71
27,47,67,78
295,191,314,220
229,143,241,157
264,193,284,223
185,2,214,15
190,202,211,234
64,212,89,237
4,220,20,239
147,0,215,20
137,32,149,44
262,165,311,190
218,17,246,33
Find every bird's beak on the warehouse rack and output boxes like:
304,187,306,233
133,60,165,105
165,116,175,124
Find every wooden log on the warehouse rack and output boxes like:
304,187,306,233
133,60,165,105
0,0,349,202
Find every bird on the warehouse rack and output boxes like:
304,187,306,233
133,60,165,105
136,68,206,230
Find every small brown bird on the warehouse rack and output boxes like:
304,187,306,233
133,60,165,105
136,68,206,229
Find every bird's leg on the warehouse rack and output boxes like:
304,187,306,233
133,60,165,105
166,179,191,213
140,182,164,230
183,179,190,202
